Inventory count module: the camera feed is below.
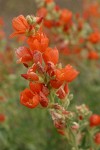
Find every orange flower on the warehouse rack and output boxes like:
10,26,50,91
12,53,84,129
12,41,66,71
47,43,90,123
43,47,59,65
30,82,49,107
44,20,53,28
55,65,79,82
89,114,100,127
88,32,100,44
0,114,5,122
94,132,100,145
37,7,47,18
20,88,39,108
64,65,79,82
55,68,66,81
0,17,4,26
15,46,33,65
20,84,49,108
0,96,5,102
45,0,53,4
88,3,100,17
60,9,72,25
0,30,5,39
30,82,42,93
30,82,49,96
10,15,29,38
88,51,99,60
27,33,49,53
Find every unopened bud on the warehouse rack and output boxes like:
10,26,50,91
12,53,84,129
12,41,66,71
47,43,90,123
71,122,79,131
50,111,62,120
21,74,28,79
47,2,55,11
56,87,66,99
57,63,62,69
37,62,45,74
68,94,73,101
26,15,37,25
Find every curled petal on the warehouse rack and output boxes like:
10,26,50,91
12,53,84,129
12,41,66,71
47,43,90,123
27,72,39,81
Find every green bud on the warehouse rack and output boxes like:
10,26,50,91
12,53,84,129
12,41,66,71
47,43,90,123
47,2,55,11
26,15,37,25
57,63,62,69
35,24,40,32
68,94,73,101
26,15,33,24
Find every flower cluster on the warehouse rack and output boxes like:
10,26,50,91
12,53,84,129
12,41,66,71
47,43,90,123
83,0,100,29
11,13,100,150
49,103,100,148
11,15,79,109
89,113,100,145
36,0,100,62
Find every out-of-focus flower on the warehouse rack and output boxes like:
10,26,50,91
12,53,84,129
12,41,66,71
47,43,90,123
88,32,100,44
37,7,47,18
60,9,72,25
94,132,100,145
0,114,6,122
89,114,100,127
15,35,26,43
88,51,99,60
44,20,53,28
0,17,4,27
45,0,53,4
0,30,5,39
